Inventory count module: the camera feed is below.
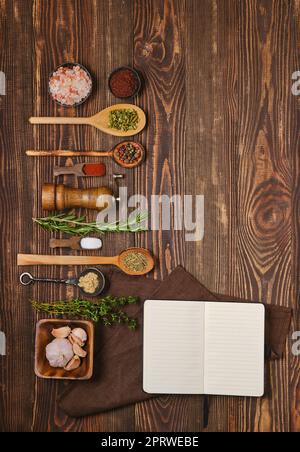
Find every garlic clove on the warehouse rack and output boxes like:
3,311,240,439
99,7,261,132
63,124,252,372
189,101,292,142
68,333,84,347
71,328,87,343
64,355,81,371
51,326,71,339
73,343,87,358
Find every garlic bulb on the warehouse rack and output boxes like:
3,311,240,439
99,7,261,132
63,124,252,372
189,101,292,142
46,338,74,368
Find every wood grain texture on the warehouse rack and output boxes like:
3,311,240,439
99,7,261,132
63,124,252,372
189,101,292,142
0,0,299,432
291,0,300,433
0,0,35,432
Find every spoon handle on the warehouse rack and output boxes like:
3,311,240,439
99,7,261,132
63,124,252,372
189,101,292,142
49,238,81,250
53,164,84,177
29,117,90,125
26,150,113,157
19,272,76,285
33,276,77,285
17,254,119,266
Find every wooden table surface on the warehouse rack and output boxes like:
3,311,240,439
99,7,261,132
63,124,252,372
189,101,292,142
0,0,299,432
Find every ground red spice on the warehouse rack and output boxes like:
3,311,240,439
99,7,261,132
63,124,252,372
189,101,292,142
109,68,138,98
83,163,106,176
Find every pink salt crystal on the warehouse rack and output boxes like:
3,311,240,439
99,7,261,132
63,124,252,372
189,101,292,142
49,65,92,106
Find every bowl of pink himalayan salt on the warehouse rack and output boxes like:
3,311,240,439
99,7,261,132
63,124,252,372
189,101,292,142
49,63,93,107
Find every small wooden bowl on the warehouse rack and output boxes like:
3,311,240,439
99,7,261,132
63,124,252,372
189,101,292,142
48,62,93,108
35,319,94,380
113,141,145,169
108,66,142,99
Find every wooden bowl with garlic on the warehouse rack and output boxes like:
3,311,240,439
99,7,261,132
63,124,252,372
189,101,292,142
35,319,94,380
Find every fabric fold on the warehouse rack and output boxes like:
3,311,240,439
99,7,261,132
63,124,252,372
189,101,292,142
59,267,291,417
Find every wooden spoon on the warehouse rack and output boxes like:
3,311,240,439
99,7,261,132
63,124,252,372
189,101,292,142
26,141,146,169
29,104,146,137
17,247,155,276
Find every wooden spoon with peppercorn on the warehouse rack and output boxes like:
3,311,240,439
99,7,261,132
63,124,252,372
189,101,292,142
29,104,146,137
26,141,146,169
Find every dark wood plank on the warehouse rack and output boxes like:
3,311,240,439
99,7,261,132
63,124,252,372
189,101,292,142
0,0,35,432
231,0,298,432
290,0,300,434
134,0,187,278
133,0,200,432
185,0,230,432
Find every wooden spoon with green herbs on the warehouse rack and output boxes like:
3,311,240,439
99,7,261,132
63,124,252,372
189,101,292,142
29,104,146,137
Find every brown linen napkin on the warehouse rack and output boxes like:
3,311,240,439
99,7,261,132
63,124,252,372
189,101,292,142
59,266,291,417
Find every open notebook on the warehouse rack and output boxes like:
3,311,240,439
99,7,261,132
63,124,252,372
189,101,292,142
143,300,265,397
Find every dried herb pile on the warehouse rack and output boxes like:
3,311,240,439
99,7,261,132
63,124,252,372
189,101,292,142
108,108,139,132
122,252,149,273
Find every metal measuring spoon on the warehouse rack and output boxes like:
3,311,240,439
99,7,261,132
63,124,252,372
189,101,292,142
19,268,106,297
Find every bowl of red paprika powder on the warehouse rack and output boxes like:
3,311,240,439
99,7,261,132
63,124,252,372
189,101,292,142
108,66,142,99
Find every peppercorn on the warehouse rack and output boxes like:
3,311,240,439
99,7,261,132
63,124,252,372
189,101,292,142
115,143,141,165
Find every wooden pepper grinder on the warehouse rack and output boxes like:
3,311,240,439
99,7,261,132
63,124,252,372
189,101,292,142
42,183,115,211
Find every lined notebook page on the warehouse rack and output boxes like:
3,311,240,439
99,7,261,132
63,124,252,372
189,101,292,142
204,303,265,397
143,300,205,394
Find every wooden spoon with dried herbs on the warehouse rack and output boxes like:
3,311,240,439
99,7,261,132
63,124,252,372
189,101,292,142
18,247,155,276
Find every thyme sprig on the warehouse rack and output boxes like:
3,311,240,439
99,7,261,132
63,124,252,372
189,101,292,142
32,212,148,236
31,295,139,330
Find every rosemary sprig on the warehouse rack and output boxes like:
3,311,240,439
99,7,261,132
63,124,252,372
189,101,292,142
32,212,148,236
31,295,139,330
